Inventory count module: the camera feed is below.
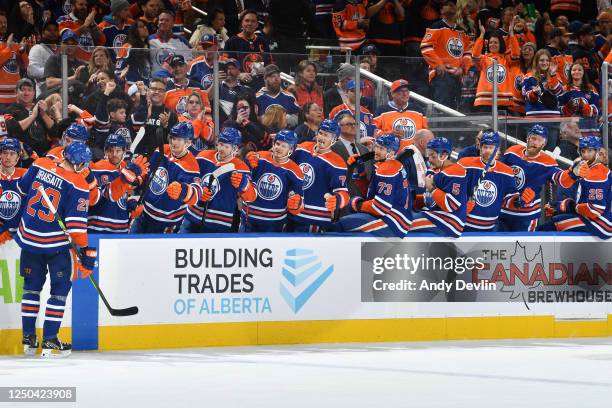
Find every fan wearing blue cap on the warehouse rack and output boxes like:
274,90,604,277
187,34,219,91
15,141,99,357
328,80,376,139
0,138,28,245
87,132,150,233
407,137,468,237
130,122,200,234
241,129,305,232
539,135,612,239
290,119,350,232
498,124,578,232
332,134,411,238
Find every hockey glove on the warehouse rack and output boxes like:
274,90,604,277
466,199,476,214
121,156,149,184
520,187,536,206
167,181,194,203
544,203,555,218
75,247,97,279
246,151,259,169
231,171,248,191
81,168,97,191
325,194,338,212
576,203,600,220
287,193,303,215
201,186,213,202
130,203,144,220
347,153,359,166
0,230,12,245
572,161,589,179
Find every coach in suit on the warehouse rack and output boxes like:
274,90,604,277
332,113,372,210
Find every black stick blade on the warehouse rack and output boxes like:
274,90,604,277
109,306,139,317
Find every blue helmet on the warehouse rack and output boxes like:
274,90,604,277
275,129,298,147
63,123,89,142
527,124,548,139
480,130,500,147
169,122,194,140
105,132,128,149
64,142,92,167
0,138,21,153
318,119,340,138
579,136,602,151
218,127,242,146
375,134,400,153
427,137,453,155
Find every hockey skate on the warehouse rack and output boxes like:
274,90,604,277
40,337,72,358
22,334,39,357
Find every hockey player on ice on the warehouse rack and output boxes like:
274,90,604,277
242,129,305,232
16,142,98,357
168,127,257,233
0,138,28,244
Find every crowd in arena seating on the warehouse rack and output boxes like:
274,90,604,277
0,0,610,239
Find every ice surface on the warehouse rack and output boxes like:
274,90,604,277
1,338,612,407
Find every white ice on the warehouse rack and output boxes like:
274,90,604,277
2,338,612,408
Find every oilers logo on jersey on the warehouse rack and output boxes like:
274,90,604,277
0,191,21,219
113,34,127,49
392,117,417,140
3,56,18,74
446,37,464,59
114,127,133,145
78,33,95,53
176,96,188,115
150,168,169,195
514,74,524,91
200,173,221,199
117,194,128,211
200,74,213,91
243,53,265,74
563,62,572,82
257,173,283,201
474,180,498,207
486,64,507,84
512,165,526,189
300,163,315,189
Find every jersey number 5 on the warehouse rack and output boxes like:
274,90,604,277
26,181,61,223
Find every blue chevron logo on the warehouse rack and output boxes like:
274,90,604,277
280,248,334,313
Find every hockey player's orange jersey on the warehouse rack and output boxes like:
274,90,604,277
332,0,368,51
420,20,472,82
373,110,428,141
0,44,28,104
472,34,520,107
164,88,210,117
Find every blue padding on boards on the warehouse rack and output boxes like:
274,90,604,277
71,234,99,351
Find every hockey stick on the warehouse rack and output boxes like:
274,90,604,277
346,151,375,181
200,163,236,225
135,128,166,208
37,186,139,317
129,127,146,154
469,145,499,203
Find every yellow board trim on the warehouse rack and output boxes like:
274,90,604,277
2,315,611,355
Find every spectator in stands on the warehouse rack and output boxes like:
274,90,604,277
223,92,267,152
181,91,214,151
136,77,177,155
207,0,266,37
508,41,535,116
256,64,300,128
555,15,570,30
571,23,600,87
0,11,7,42
28,22,60,96
323,63,354,117
312,0,336,39
149,10,192,74
511,16,536,48
224,10,272,83
4,79,54,155
535,12,556,49
187,34,218,92
115,19,152,85
261,105,287,136
420,1,472,111
57,0,104,62
499,6,516,36
8,1,39,41
98,0,134,50
83,69,132,116
374,79,427,142
0,33,29,106
137,0,162,35
594,11,611,60
457,128,483,160
522,49,564,150
358,58,376,111
164,55,210,116
294,102,323,143
189,8,228,49
566,20,583,55
44,30,89,91
332,112,370,198
476,0,502,35
289,60,323,109
471,22,520,112
332,0,369,51
219,58,250,124
361,44,390,81
88,46,113,78
544,27,570,57
557,120,581,161
558,61,600,136
550,0,581,23
366,0,405,57
329,79,376,139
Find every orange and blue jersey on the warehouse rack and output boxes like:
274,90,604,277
243,151,304,230
458,156,518,231
185,150,255,231
291,142,349,227
569,163,612,239
88,160,133,233
187,56,215,92
417,163,467,238
329,103,376,138
558,85,601,136
57,13,101,61
521,72,564,116
367,159,412,237
15,157,89,253
143,146,199,226
256,88,301,116
0,168,28,234
0,43,28,104
97,16,134,50
373,103,428,141
332,0,368,50
420,19,472,82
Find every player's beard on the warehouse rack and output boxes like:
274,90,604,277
525,143,541,157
